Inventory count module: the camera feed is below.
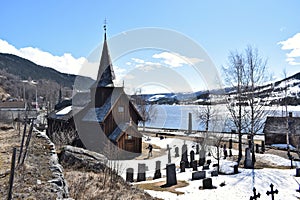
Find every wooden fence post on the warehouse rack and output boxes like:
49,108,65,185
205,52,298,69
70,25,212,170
7,147,17,200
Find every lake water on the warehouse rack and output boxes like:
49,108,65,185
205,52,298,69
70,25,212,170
142,104,300,133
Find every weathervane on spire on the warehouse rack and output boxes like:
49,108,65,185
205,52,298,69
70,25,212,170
103,18,107,40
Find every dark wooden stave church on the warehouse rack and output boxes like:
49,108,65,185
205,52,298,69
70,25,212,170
47,28,143,156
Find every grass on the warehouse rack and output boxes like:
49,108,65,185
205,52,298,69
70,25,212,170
135,180,189,195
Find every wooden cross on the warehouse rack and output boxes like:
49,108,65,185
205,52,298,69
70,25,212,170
266,183,278,200
250,187,260,200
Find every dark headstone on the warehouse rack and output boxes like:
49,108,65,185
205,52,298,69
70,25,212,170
196,144,200,154
261,141,265,153
192,171,206,180
211,170,218,177
180,161,185,172
256,144,260,153
167,145,171,163
223,149,228,159
244,148,253,169
229,139,232,149
296,168,300,177
190,150,195,167
212,163,218,168
203,164,210,170
192,160,198,171
181,144,189,168
126,168,134,182
199,158,205,166
166,163,177,186
203,178,213,189
137,163,146,182
175,147,179,157
154,161,161,179
207,159,211,165
234,164,238,174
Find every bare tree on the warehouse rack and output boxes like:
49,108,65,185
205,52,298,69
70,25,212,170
223,51,247,163
223,46,269,166
243,46,268,167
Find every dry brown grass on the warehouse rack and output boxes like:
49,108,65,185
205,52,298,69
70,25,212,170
135,180,189,195
64,169,157,200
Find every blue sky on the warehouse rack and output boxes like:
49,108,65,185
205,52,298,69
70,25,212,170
0,1,299,93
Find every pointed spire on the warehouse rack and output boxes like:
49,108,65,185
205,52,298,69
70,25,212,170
95,21,115,87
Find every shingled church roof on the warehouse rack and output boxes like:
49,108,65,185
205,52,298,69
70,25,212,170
91,25,115,88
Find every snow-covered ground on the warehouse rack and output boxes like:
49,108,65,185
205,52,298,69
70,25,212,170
115,135,300,200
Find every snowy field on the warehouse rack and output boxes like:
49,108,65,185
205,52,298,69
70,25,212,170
116,135,300,200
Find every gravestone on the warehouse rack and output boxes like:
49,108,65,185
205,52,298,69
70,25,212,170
192,171,206,180
166,163,177,186
207,159,211,165
154,161,161,179
192,160,198,171
223,149,228,159
203,164,210,170
296,168,300,177
175,147,179,157
255,144,260,153
261,141,265,153
126,168,134,182
203,178,213,189
244,148,253,169
137,163,146,182
180,161,185,172
229,139,233,149
266,183,278,200
181,144,189,168
190,150,195,167
167,145,172,163
234,164,239,174
196,144,200,154
211,170,218,177
199,158,205,166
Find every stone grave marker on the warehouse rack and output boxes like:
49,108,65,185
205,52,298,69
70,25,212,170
154,161,161,179
192,160,198,171
256,144,260,153
203,164,210,170
261,141,265,153
137,163,146,182
196,144,200,154
181,144,189,168
207,159,211,165
211,170,218,177
126,168,134,182
190,150,195,167
180,161,185,172
234,164,239,174
166,163,177,186
167,144,172,163
192,171,206,180
244,148,253,168
296,168,300,177
175,146,179,157
203,178,213,189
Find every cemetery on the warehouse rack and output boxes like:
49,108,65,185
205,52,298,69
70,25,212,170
118,133,300,199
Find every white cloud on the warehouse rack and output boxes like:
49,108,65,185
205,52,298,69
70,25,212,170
152,52,203,68
278,33,300,65
0,38,86,75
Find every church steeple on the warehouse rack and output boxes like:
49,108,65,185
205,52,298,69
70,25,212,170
95,23,115,87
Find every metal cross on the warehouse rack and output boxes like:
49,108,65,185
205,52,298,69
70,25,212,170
266,183,278,200
250,187,261,200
